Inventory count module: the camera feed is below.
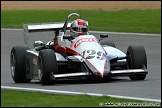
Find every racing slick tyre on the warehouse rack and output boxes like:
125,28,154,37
127,44,147,80
100,40,116,48
38,49,58,85
10,46,31,83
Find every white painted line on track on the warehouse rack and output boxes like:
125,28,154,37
1,86,161,102
90,30,161,36
1,28,22,31
1,28,161,36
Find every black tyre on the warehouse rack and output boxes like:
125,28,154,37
100,40,116,48
38,49,58,85
10,46,31,83
127,44,147,80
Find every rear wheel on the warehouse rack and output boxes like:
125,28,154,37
38,49,58,85
100,40,116,48
10,46,31,83
127,45,147,80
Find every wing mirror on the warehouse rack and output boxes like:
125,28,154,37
99,34,108,41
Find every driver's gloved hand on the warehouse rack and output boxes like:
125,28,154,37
68,36,75,43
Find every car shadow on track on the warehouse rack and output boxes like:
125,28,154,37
30,77,132,86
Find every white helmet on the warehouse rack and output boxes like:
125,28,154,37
70,19,88,37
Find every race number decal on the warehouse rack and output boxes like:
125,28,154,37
81,49,105,60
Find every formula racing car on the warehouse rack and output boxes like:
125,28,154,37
10,13,148,85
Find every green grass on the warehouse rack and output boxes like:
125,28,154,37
1,10,161,34
1,89,161,107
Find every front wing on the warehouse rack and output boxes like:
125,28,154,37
49,67,147,79
51,54,148,79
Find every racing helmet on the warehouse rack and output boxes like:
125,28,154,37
70,19,88,37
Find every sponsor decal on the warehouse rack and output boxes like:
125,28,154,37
33,58,37,65
74,38,97,48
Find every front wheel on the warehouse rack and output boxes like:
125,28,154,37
127,44,147,80
38,49,58,85
10,46,31,83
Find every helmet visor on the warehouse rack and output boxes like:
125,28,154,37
73,26,88,32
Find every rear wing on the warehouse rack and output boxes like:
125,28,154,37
23,20,88,44
23,22,72,44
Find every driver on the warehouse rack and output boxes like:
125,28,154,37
70,19,89,39
46,19,89,53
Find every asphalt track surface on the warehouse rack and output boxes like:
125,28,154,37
1,29,161,101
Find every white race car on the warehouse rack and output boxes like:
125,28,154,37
10,13,148,85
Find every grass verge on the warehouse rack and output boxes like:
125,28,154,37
1,10,161,34
1,89,161,107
